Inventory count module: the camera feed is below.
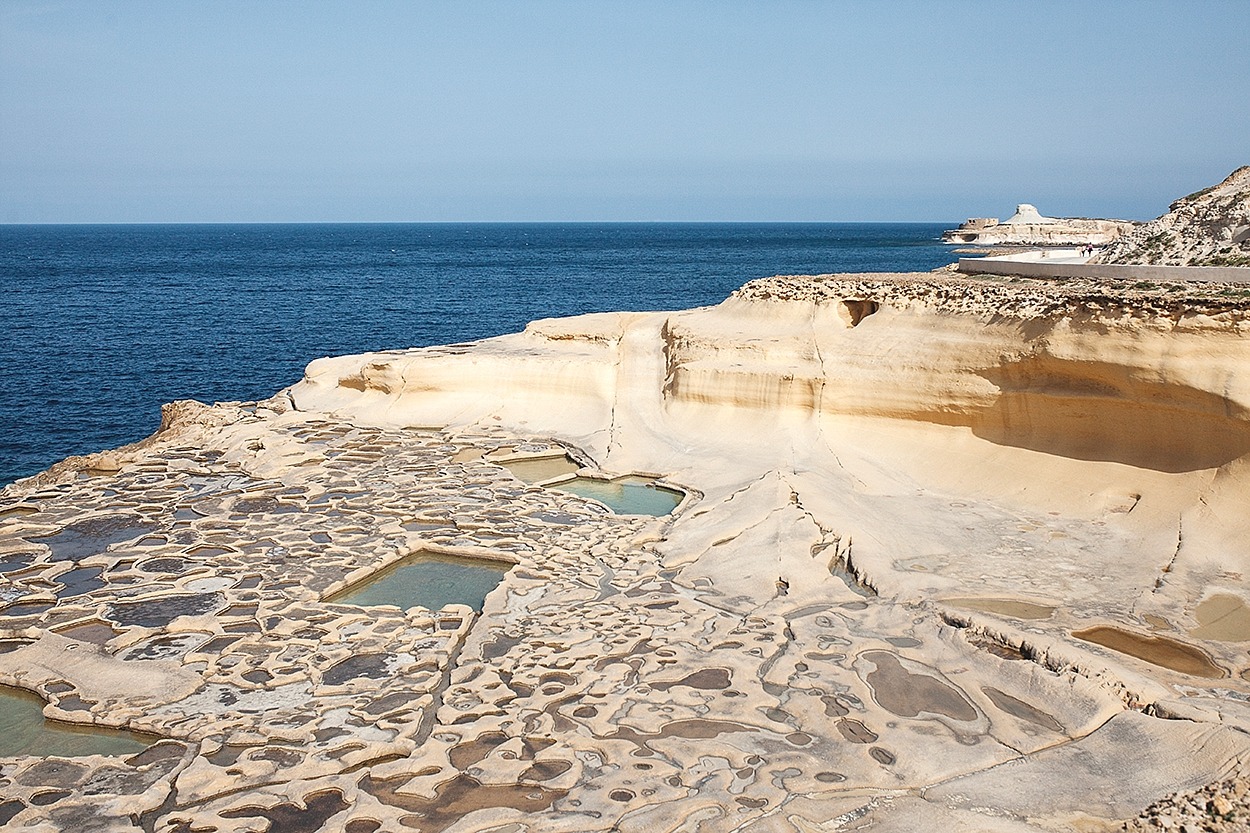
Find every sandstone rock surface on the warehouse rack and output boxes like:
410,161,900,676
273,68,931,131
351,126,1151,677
5,273,1250,831
1098,166,1250,267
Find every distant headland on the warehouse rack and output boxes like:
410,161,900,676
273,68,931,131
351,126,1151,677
943,202,1136,246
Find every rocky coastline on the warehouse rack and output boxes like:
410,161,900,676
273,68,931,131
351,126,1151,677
3,266,1250,830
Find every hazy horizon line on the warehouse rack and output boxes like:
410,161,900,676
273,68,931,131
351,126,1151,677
1,218,963,227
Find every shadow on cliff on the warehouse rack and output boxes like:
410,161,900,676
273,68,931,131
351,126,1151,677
970,357,1250,473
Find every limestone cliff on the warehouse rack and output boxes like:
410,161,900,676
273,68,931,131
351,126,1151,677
295,273,1250,476
1098,166,1250,266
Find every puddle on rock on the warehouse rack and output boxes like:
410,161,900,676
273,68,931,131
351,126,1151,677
1189,594,1250,642
552,476,683,516
363,773,566,831
326,551,510,613
0,686,157,757
0,552,35,574
980,686,1064,733
1072,626,1224,678
941,597,1055,620
321,653,392,686
650,668,731,692
107,593,224,628
119,633,210,661
220,788,349,831
1,602,54,618
500,455,580,485
27,515,153,562
54,620,119,646
54,566,107,599
861,651,978,722
137,557,192,575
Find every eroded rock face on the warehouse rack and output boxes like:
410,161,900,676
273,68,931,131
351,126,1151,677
297,273,1250,475
1098,166,1250,266
5,273,1250,831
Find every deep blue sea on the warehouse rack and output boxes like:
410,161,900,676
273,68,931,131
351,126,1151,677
0,223,953,486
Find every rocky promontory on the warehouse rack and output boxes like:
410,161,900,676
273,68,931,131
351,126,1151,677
1097,166,1250,267
943,203,1136,246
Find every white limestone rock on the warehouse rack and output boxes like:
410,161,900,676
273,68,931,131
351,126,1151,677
1097,166,1250,266
944,203,1136,246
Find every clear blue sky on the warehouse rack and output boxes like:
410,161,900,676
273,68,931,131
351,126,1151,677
1,1,1246,223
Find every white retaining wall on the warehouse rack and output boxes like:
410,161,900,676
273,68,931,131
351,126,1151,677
958,258,1250,284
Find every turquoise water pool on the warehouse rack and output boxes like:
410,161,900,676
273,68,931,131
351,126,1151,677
0,686,156,758
553,476,683,516
326,551,510,612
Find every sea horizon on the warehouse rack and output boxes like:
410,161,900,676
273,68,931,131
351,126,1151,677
1,219,957,227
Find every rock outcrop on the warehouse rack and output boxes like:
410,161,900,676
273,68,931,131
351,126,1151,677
1098,166,1250,266
297,272,1250,474
943,203,1136,246
6,273,1250,831
290,273,1250,827
1120,776,1250,832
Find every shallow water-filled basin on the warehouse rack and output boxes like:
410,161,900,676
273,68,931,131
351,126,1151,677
0,685,157,757
107,593,224,628
54,620,119,646
500,455,581,485
1189,593,1250,642
552,476,683,517
326,550,510,612
27,514,154,562
1072,626,1224,678
941,597,1055,620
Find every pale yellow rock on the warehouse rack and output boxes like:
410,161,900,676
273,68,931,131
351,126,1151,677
0,632,202,714
6,272,1250,831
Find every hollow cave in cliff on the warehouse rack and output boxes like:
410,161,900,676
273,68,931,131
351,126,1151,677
840,299,879,327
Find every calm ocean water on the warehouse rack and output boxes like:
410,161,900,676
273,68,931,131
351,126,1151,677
1,223,953,485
